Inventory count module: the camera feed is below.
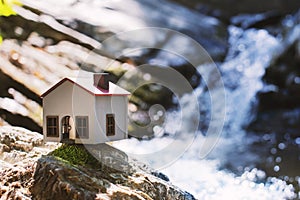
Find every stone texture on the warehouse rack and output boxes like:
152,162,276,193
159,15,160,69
31,155,194,200
0,126,195,200
0,126,58,199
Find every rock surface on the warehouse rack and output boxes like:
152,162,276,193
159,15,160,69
0,126,57,199
0,126,195,200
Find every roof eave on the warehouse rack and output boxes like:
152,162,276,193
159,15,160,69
41,78,131,98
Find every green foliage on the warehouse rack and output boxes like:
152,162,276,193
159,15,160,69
50,144,99,167
0,0,21,16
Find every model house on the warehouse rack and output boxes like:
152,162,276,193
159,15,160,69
41,72,130,144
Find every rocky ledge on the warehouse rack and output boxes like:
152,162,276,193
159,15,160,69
0,126,195,200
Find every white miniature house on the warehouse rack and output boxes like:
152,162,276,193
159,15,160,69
41,72,130,144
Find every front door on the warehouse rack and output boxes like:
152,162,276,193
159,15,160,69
62,116,71,140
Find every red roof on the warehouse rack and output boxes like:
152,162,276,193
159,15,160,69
41,77,130,97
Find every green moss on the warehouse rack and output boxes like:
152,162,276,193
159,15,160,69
49,144,100,167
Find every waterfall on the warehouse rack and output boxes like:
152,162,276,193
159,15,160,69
112,24,298,199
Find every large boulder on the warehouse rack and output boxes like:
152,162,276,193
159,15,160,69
0,126,195,200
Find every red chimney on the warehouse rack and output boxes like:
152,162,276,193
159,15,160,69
93,73,109,92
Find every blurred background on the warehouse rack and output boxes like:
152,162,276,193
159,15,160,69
0,0,300,199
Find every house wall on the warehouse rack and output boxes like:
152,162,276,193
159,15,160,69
43,81,96,144
95,95,128,143
72,83,96,144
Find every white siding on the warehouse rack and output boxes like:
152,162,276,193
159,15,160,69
43,81,96,144
95,96,128,142
72,83,96,144
43,81,73,142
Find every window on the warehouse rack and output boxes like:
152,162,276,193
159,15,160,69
76,116,89,139
106,114,115,136
46,116,59,137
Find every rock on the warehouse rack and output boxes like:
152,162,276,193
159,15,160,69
0,126,44,153
0,126,58,199
0,144,10,153
31,156,193,200
0,126,195,199
31,144,195,200
151,171,170,182
0,164,34,200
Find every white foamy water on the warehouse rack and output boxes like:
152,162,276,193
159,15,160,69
113,26,299,199
113,133,296,199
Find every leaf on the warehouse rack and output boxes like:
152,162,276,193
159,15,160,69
0,0,22,17
0,35,2,44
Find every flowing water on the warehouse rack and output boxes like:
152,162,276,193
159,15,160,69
113,23,300,199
